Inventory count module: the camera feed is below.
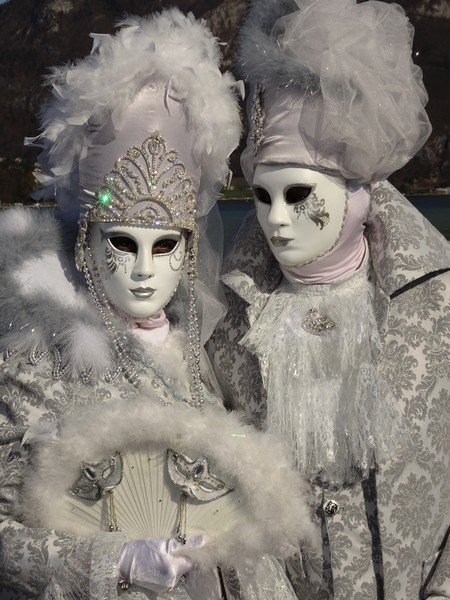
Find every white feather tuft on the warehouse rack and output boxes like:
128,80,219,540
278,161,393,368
237,0,319,90
58,321,114,379
0,207,36,236
30,8,242,219
0,208,117,379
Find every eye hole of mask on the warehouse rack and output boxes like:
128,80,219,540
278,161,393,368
285,186,313,205
152,238,179,255
109,236,137,253
253,187,271,205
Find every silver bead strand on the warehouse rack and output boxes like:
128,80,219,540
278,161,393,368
82,250,143,388
186,240,204,409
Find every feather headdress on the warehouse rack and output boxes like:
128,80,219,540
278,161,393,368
238,0,431,183
237,0,318,91
28,9,241,221
25,8,242,358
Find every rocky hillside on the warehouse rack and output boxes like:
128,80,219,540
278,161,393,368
0,0,448,203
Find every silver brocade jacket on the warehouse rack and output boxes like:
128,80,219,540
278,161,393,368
210,181,450,600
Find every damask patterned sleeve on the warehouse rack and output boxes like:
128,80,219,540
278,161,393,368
0,519,125,598
208,286,267,424
0,518,78,595
0,385,126,599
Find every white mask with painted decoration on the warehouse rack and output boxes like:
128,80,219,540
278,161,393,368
253,165,347,268
88,223,186,319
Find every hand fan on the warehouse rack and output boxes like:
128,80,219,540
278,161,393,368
57,445,244,542
24,398,314,567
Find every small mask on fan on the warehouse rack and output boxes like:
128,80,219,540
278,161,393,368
71,452,123,501
166,449,234,502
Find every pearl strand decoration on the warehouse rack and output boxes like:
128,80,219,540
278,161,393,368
82,249,143,388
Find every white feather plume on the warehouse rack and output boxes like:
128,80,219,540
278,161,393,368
237,0,319,90
29,9,241,219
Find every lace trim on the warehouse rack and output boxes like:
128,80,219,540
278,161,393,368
41,532,127,600
242,260,405,487
235,556,297,600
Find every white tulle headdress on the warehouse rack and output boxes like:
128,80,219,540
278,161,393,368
238,0,431,183
28,9,242,399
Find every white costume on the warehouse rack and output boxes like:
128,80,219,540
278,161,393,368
0,10,312,600
210,1,450,598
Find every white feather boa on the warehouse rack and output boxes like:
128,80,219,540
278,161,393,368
23,396,315,571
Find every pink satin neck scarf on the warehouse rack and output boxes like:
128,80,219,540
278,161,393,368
130,309,170,344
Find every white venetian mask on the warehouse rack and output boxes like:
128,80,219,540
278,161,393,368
253,165,347,268
88,222,186,319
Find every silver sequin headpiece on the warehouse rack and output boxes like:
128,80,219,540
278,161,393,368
88,132,197,231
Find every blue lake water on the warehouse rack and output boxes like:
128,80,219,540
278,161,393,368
219,196,450,250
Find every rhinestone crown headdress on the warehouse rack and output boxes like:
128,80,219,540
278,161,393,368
75,131,198,273
88,132,197,231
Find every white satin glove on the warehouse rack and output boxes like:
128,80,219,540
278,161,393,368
118,536,205,593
